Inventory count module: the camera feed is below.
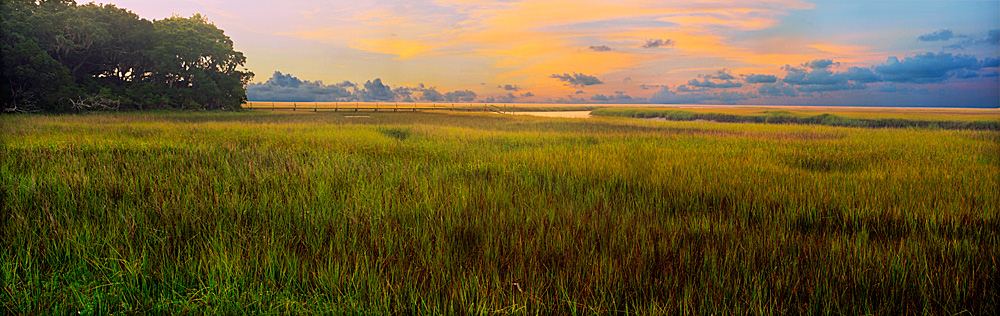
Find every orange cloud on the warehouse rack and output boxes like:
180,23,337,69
352,38,435,60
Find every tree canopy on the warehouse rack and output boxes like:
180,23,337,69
1,0,253,112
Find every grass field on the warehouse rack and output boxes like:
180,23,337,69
2,109,998,314
591,107,1000,130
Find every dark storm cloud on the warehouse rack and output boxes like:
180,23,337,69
551,73,604,87
642,39,675,48
744,74,778,84
874,52,980,83
589,45,613,52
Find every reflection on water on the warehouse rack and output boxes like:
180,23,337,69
510,111,592,118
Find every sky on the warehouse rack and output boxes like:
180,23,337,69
106,0,999,107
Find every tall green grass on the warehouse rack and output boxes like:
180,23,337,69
2,111,997,314
591,107,1000,130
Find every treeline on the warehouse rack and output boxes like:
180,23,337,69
1,0,253,113
591,108,1000,131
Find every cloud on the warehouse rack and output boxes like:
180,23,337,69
843,67,881,83
589,45,612,52
802,59,840,69
247,72,483,103
988,29,1000,45
551,73,604,87
360,78,396,101
591,91,636,102
247,71,354,102
686,78,742,89
265,71,304,88
499,84,520,91
874,52,980,83
554,96,587,104
393,86,417,102
783,65,880,84
575,90,586,94
521,92,535,97
984,58,1000,68
945,29,999,49
676,85,698,92
704,69,736,80
779,62,881,92
783,69,844,85
757,83,797,97
918,29,963,42
642,39,675,48
954,70,980,79
639,84,664,90
591,94,612,101
420,88,444,102
877,83,915,93
483,93,518,103
650,86,753,104
615,91,632,100
445,90,478,102
795,83,866,93
744,74,778,83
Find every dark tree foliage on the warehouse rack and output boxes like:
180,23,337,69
1,0,253,112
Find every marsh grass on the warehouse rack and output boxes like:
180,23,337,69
1,110,997,314
592,107,1000,130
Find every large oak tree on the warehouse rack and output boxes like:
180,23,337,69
1,0,253,112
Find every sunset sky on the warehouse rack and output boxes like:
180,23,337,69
106,0,998,107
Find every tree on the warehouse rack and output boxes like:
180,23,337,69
149,14,253,110
1,0,78,112
2,2,252,112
